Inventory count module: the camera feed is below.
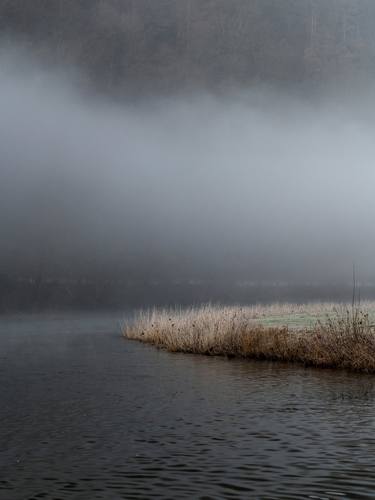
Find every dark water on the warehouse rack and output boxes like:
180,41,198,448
1,314,375,499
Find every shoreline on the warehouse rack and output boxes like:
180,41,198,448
123,303,375,373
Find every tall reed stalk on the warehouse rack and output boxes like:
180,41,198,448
124,303,375,373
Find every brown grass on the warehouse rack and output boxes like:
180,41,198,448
123,303,375,373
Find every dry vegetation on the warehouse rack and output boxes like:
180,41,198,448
123,303,375,373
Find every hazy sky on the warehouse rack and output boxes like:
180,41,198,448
1,49,375,284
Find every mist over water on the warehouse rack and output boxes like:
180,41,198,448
3,4,375,498
2,48,375,286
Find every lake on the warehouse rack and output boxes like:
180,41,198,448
1,313,375,499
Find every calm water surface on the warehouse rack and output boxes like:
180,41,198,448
1,313,375,499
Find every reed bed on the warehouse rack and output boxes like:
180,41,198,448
123,303,375,373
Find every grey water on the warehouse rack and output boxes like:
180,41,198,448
1,314,375,499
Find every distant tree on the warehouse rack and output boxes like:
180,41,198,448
0,0,374,93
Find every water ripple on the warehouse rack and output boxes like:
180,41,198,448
1,314,375,499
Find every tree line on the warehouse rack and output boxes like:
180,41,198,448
1,1,374,92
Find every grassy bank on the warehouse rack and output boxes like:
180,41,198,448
123,303,375,373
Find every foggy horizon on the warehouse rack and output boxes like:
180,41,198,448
1,48,375,292
4,5,375,499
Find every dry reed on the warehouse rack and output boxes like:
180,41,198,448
123,303,375,373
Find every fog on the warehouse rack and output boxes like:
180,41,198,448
1,48,375,286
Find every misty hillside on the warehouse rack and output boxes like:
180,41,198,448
1,0,375,93
2,2,375,311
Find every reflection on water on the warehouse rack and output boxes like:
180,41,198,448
1,314,375,499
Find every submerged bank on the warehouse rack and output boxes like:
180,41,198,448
124,303,375,373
